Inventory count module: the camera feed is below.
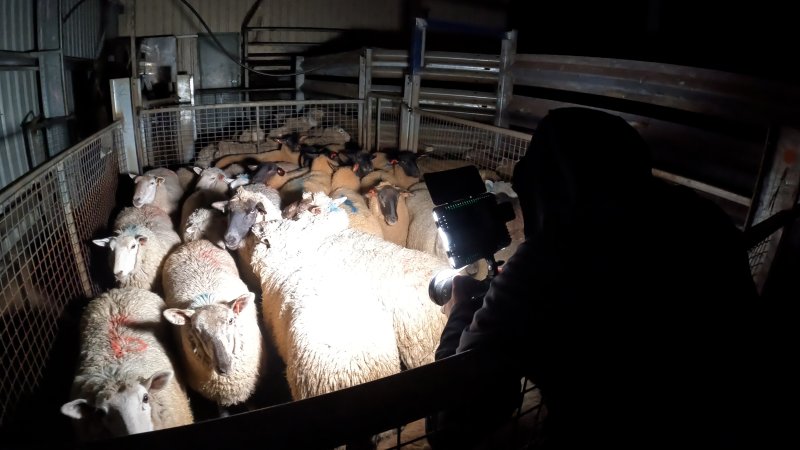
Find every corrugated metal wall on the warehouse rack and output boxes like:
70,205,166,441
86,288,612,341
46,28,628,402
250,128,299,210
0,71,40,189
120,0,402,37
0,0,36,51
62,0,103,59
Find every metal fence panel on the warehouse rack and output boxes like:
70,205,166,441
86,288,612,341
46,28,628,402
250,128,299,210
139,100,363,168
0,123,123,426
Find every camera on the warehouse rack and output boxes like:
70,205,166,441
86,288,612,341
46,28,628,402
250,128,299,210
424,166,516,306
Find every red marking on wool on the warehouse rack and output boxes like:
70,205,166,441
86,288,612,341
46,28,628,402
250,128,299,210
108,314,148,358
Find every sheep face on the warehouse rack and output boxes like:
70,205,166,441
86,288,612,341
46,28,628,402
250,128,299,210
163,293,254,376
194,167,232,191
61,371,173,438
212,199,267,250
394,151,420,178
368,185,411,226
93,234,145,282
131,174,164,208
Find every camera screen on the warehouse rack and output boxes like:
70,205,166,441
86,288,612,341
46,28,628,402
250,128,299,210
433,193,512,268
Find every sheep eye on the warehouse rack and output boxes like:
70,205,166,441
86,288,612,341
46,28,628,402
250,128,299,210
130,243,136,249
228,317,234,325
142,393,149,404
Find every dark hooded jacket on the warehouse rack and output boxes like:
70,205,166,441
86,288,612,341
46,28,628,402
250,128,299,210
436,108,762,448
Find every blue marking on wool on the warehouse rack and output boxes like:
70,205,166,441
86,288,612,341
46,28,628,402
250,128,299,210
342,199,357,213
192,292,216,306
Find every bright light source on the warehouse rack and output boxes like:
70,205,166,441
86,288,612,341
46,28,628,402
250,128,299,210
438,227,450,251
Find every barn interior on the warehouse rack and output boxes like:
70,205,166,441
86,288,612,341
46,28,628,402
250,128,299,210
0,1,797,449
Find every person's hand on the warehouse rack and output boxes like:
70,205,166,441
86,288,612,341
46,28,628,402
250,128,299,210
441,275,485,317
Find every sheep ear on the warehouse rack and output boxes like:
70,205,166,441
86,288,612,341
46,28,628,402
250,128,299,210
163,308,194,326
133,175,143,183
136,235,148,245
310,206,322,215
128,173,138,180
230,292,255,315
155,176,165,185
61,398,89,420
92,237,112,247
144,370,173,392
192,167,203,175
211,201,229,213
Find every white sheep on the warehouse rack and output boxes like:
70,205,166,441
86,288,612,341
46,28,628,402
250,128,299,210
247,193,450,399
179,190,228,247
366,182,412,247
191,167,232,193
61,288,193,440
161,240,264,407
93,206,181,292
129,168,184,216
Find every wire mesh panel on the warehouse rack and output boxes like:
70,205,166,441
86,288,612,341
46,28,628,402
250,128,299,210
0,123,123,427
367,96,402,151
416,110,531,179
139,100,363,169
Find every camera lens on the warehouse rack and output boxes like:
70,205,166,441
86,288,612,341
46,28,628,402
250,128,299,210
428,270,457,306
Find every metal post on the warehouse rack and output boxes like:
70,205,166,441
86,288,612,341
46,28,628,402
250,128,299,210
359,49,373,148
747,127,800,292
295,56,305,102
376,98,383,151
110,78,140,173
495,30,517,128
56,163,94,298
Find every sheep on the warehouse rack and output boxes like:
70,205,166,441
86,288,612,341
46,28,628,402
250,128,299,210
191,167,232,193
365,182,412,247
267,109,325,137
361,151,421,191
329,166,383,238
404,182,448,261
300,126,351,147
161,240,264,407
223,163,247,178
213,184,282,252
179,190,228,246
213,142,300,169
237,126,265,143
247,195,450,400
61,288,193,441
278,153,337,208
175,167,197,192
93,207,181,291
182,207,227,247
112,204,173,233
130,168,184,216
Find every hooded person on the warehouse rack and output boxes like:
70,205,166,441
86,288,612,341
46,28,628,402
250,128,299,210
429,107,762,449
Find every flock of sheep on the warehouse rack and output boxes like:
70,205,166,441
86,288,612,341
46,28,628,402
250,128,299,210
60,109,523,444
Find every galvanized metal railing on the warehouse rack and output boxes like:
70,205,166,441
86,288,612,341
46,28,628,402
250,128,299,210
0,122,124,427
